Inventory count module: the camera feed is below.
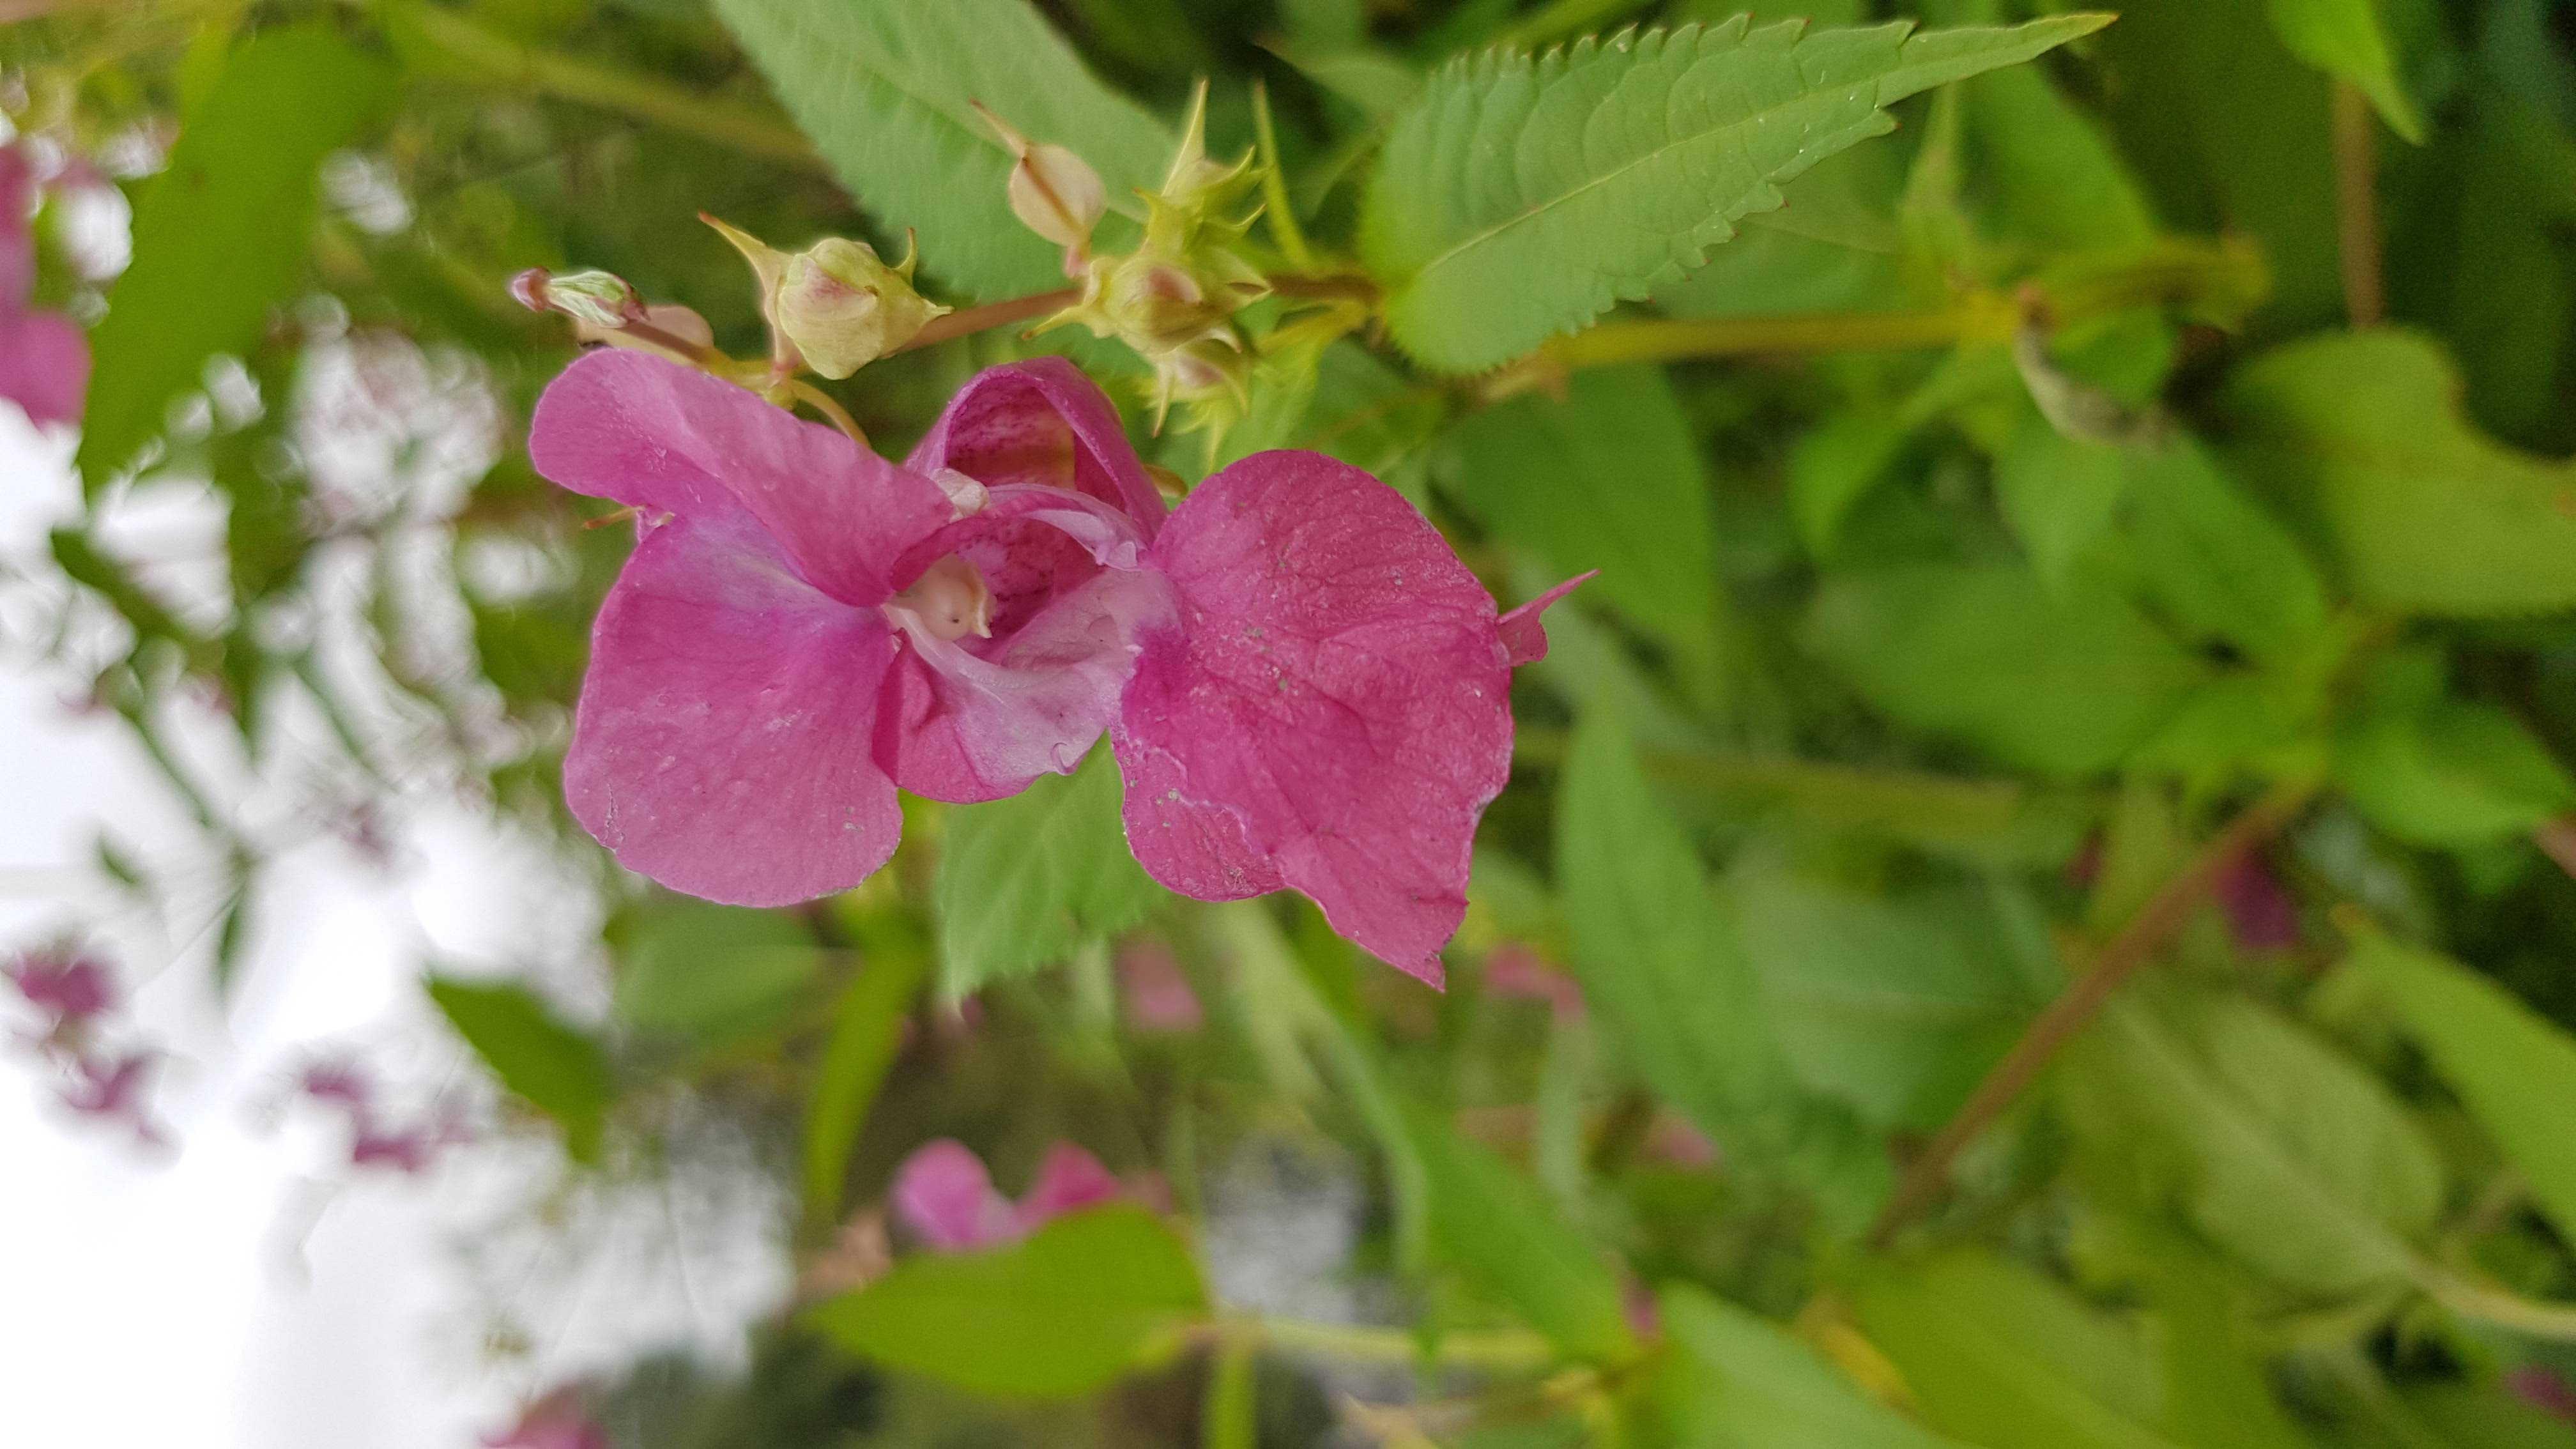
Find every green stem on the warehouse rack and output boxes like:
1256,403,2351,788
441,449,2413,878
893,289,1078,353
1228,1314,1556,1368
393,2,821,167
2419,1266,2576,1342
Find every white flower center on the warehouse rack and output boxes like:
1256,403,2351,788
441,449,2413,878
886,555,992,642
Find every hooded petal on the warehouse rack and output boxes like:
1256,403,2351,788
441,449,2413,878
1114,450,1514,983
905,357,1166,533
891,1138,1020,1250
880,485,1174,803
566,507,903,906
530,348,950,604
0,309,87,429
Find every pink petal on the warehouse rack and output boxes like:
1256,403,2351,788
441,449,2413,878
891,1138,1020,1250
1498,571,1595,667
0,146,30,307
1483,942,1585,1020
0,309,88,429
1116,940,1202,1032
529,349,950,605
2212,848,2300,951
565,508,904,906
879,486,1173,802
1114,450,1514,984
1015,1141,1123,1228
905,358,1166,536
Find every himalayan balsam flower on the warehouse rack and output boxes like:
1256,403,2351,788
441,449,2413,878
528,349,1579,981
889,1138,1136,1250
0,146,88,429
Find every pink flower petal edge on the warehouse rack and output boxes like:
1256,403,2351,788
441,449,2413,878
1499,570,1595,666
1114,450,1514,985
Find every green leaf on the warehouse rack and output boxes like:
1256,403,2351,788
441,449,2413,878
1360,13,2113,372
1402,1100,1634,1361
2111,440,2331,666
806,1206,1206,1397
2058,986,2442,1296
1850,1252,2184,1449
610,901,822,1037
1805,563,2207,779
802,924,931,1223
2265,0,2423,142
2335,698,2576,848
935,745,1169,995
2355,930,2576,1248
1993,422,2131,589
1951,51,2159,254
1655,1284,1974,1449
1728,858,2034,1132
77,28,393,490
708,0,1170,300
1442,366,1719,687
1557,703,1887,1222
2227,330,2576,618
426,976,615,1162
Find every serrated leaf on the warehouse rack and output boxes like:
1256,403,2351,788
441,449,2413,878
806,1206,1206,1398
77,28,393,491
1557,703,1887,1222
2058,985,2441,1296
2355,930,2576,1248
1443,365,1718,687
935,745,1169,995
1656,1285,1975,1449
2266,0,2423,142
1360,13,2112,372
1805,563,2207,779
2227,330,2576,618
1851,1252,2184,1449
427,976,615,1162
1403,1100,1634,1361
708,0,1170,300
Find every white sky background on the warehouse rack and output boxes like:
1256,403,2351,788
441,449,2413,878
0,387,783,1441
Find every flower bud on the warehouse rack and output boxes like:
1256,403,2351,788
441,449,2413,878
509,268,641,330
977,103,1107,263
774,235,949,379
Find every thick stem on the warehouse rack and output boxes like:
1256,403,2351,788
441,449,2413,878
2332,80,2386,328
1866,778,2319,1248
2419,1266,2576,1342
1225,1314,1556,1368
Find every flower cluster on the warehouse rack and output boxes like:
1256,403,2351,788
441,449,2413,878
292,1057,468,1176
4,945,165,1147
0,144,89,431
889,1138,1147,1252
529,348,1577,981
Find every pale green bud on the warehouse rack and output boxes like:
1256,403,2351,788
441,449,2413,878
775,236,949,379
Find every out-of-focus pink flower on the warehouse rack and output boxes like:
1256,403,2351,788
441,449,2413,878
2509,1366,2576,1423
2211,848,2300,952
1116,940,1201,1032
1643,1114,1718,1170
889,1137,1138,1252
59,1049,165,1146
293,1055,464,1176
1482,942,1584,1022
484,1388,610,1449
6,947,114,1027
526,350,1585,982
0,145,88,430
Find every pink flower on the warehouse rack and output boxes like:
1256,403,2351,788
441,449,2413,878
889,1138,1132,1251
6,947,115,1027
2211,848,2300,952
1482,942,1584,1021
2510,1366,2576,1423
484,1388,609,1449
528,350,1582,981
0,146,89,430
1116,940,1202,1032
59,1048,166,1147
293,1055,464,1176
